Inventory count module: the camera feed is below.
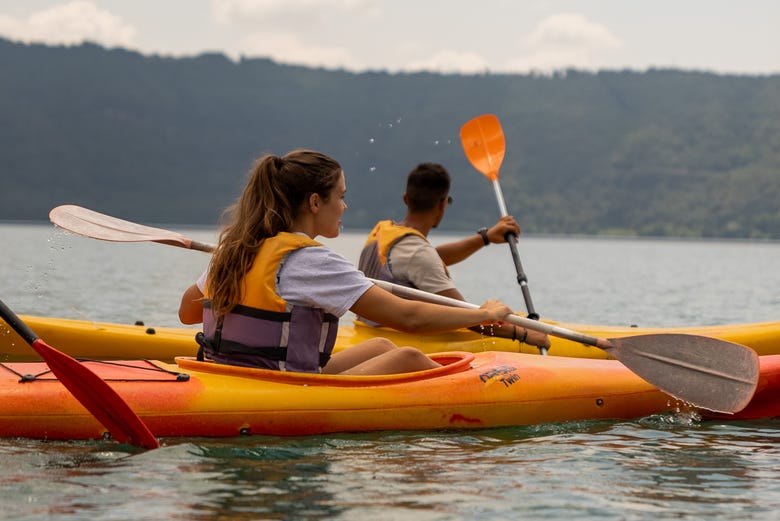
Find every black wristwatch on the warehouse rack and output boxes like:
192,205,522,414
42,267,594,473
477,227,489,246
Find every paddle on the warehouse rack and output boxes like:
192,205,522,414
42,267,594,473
460,114,539,321
49,205,215,252
0,299,160,449
369,278,759,414
48,205,761,413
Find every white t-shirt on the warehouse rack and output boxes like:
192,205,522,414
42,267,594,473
197,245,373,317
387,234,456,294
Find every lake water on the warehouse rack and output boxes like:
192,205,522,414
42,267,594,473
1,223,780,520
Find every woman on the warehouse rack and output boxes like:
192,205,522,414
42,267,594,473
179,149,513,375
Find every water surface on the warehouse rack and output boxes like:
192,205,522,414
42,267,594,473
1,224,779,520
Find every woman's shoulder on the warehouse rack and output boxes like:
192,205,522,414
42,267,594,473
286,244,353,268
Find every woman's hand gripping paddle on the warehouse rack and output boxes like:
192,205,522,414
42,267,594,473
460,114,539,326
0,299,160,449
370,278,759,415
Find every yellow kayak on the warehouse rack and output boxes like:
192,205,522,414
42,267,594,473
3,314,780,361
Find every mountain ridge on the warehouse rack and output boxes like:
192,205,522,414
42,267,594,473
1,38,778,238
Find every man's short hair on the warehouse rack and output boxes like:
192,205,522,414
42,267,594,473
405,163,451,212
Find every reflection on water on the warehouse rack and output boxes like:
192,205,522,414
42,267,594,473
1,419,778,520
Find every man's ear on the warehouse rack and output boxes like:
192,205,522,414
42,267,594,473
402,193,408,205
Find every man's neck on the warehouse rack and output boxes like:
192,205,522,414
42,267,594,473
398,213,434,237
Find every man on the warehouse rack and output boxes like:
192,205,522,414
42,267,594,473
358,162,549,349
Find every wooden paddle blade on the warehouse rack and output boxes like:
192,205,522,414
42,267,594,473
0,299,159,449
460,114,505,181
606,334,759,414
50,205,197,250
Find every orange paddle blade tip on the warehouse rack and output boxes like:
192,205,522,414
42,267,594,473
459,114,506,181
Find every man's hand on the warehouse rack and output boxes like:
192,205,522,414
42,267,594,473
487,215,521,244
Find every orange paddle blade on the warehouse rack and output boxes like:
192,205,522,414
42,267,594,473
460,114,506,181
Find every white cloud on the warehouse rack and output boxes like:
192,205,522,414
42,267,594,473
526,12,621,49
212,0,379,68
0,1,136,48
235,31,358,69
211,0,379,25
506,13,622,72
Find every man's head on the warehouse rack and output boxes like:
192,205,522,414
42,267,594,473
404,163,451,213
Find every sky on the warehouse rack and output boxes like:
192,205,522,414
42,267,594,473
0,0,778,75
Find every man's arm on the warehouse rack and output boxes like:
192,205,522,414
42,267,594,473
436,215,521,266
399,235,551,350
436,234,487,266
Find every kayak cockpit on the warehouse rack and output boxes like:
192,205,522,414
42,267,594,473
174,351,475,387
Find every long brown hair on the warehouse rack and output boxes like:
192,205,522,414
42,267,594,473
207,149,342,319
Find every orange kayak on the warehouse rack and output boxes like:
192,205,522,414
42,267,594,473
1,351,778,441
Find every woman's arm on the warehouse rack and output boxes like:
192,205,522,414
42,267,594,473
350,285,511,333
178,283,204,324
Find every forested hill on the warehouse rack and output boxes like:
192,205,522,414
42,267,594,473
2,38,779,238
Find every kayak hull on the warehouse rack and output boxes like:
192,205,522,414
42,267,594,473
1,351,779,441
4,314,780,361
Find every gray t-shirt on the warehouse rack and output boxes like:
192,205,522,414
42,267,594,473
197,245,373,317
388,234,456,294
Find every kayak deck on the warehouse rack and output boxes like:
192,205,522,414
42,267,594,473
5,314,780,361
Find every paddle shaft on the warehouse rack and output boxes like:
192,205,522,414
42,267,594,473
0,300,36,345
492,179,510,216
371,278,607,349
493,179,539,320
43,205,760,413
179,239,215,253
490,179,538,320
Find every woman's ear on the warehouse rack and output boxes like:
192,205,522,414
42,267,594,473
308,193,320,213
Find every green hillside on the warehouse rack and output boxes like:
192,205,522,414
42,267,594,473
1,39,778,238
